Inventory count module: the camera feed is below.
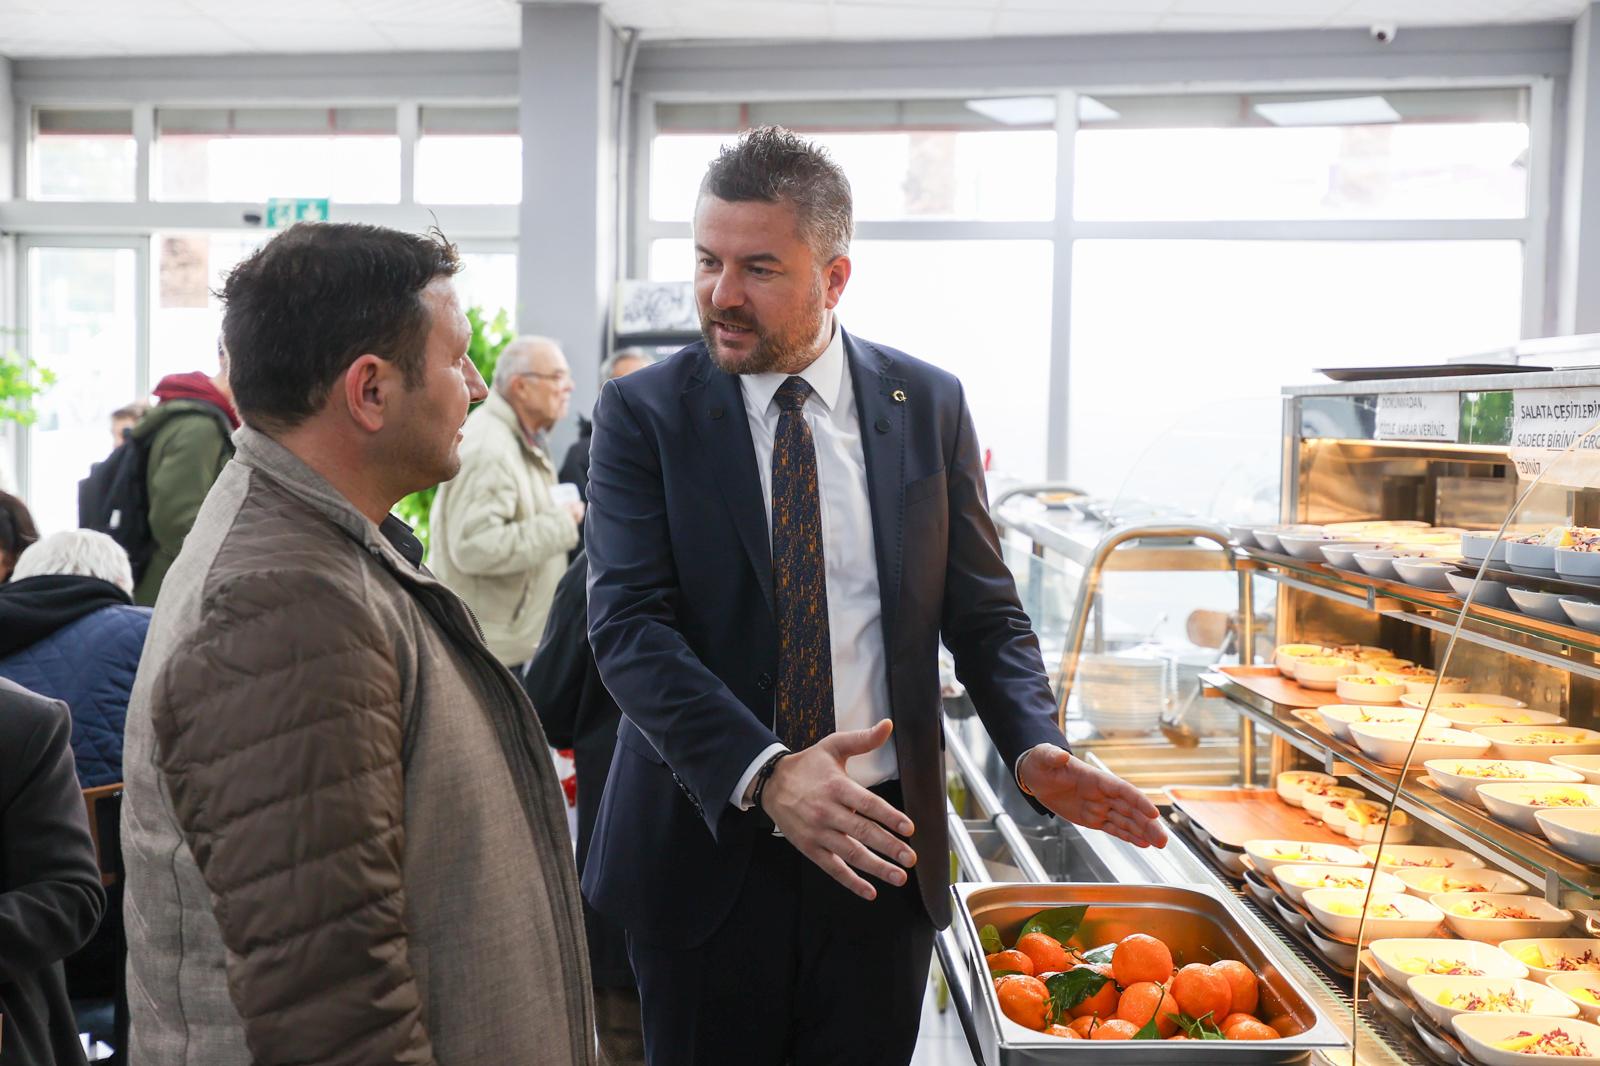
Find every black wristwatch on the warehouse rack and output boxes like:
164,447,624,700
751,751,789,815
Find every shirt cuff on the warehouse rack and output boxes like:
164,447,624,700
731,742,790,811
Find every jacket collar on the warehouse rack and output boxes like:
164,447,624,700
232,425,424,577
482,389,555,470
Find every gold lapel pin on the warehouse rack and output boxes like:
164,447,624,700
892,389,907,403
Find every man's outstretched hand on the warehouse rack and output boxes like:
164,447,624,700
1018,744,1168,849
760,720,917,902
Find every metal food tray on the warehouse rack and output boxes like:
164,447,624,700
952,881,1350,1064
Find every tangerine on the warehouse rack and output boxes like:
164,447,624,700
1045,1023,1081,1039
1267,1015,1297,1037
1016,932,1071,975
1219,1012,1258,1032
1211,960,1259,1016
1068,963,1120,1019
1067,1015,1099,1038
986,949,1035,976
1172,962,1232,1023
1115,980,1180,1037
1223,1018,1279,1041
995,974,1052,1031
1167,1033,1190,1040
1111,933,1174,986
1091,1019,1140,1040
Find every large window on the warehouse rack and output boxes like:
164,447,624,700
417,106,521,205
1075,88,1530,221
650,98,1057,222
647,97,1059,478
31,109,136,202
155,107,401,203
1069,239,1525,503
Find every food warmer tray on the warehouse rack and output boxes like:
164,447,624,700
952,882,1348,1064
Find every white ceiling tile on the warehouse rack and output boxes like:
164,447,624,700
992,8,1165,34
1002,0,1171,11
662,1,831,37
832,4,997,36
1157,11,1334,30
1166,0,1341,15
0,0,1587,56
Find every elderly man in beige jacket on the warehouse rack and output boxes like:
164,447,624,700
430,335,584,666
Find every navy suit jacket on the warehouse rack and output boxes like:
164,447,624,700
582,330,1062,947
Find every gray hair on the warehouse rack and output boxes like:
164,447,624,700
699,126,854,263
601,348,654,381
13,530,134,595
492,335,562,395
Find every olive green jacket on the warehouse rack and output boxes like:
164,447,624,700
131,400,234,606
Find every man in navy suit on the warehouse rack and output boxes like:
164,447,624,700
583,126,1165,1066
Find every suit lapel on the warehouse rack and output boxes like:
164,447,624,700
682,354,776,614
846,332,908,649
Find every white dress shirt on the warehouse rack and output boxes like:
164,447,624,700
729,317,895,808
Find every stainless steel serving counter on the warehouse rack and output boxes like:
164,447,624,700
937,708,1412,1066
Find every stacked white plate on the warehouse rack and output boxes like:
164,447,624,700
1079,651,1169,737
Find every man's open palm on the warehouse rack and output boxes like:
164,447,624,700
1019,745,1168,849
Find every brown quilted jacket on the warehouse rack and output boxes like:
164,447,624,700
121,426,596,1066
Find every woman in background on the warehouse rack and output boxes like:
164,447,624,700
0,491,38,583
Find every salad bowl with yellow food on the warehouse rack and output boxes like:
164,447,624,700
1348,720,1492,767
1361,843,1488,875
1336,672,1407,704
1242,839,1368,878
1504,940,1600,984
1427,760,1585,808
1369,938,1529,985
1402,692,1528,713
1452,1013,1600,1064
1477,783,1600,833
1315,703,1448,743
1548,974,1600,1024
1535,808,1600,865
1433,893,1575,944
1331,799,1413,843
1303,887,1443,940
1273,863,1403,907
1475,726,1600,763
1276,769,1336,806
1395,866,1532,899
1409,975,1578,1029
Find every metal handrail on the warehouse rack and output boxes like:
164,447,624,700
990,481,1086,510
944,726,1050,883
1054,521,1236,730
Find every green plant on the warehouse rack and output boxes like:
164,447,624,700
0,331,56,426
394,305,514,555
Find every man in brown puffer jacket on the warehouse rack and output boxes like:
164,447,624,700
120,222,597,1066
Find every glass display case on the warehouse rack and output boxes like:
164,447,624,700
942,356,1600,1065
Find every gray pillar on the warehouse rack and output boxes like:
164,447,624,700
1559,3,1600,335
518,2,614,460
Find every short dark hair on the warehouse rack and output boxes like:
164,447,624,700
220,222,461,429
700,126,853,262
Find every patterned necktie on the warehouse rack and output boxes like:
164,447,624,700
771,376,835,750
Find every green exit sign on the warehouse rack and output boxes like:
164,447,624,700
265,197,330,228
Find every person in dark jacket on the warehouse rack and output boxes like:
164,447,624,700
558,349,654,503
0,491,39,584
522,550,642,1066
131,352,239,606
0,677,107,1066
0,530,152,789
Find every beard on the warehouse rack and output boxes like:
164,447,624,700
701,284,827,376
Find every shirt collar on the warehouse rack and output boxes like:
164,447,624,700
739,316,845,415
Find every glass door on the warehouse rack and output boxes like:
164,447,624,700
17,236,147,536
